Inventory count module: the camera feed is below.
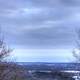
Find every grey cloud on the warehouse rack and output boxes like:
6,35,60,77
9,26,75,49
60,0,80,6
0,0,80,27
28,0,80,7
0,0,80,49
0,6,76,30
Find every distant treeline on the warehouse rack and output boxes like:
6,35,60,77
19,62,80,71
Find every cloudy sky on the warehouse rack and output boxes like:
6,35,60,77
0,0,80,62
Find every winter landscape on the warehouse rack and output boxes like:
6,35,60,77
1,62,80,80
1,0,80,80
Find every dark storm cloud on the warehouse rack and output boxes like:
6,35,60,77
0,0,80,48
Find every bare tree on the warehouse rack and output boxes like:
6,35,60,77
72,29,80,63
0,30,11,62
71,29,80,80
0,27,29,80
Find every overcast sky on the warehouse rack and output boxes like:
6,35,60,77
0,0,80,62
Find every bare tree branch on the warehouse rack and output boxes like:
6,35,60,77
0,27,12,62
72,28,80,62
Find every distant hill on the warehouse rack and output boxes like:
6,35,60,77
17,62,80,71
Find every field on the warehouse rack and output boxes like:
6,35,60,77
19,63,80,80
0,62,80,80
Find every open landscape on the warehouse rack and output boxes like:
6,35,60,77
21,62,80,80
0,62,80,80
1,0,80,80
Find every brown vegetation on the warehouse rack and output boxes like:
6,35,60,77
0,29,29,80
0,62,30,80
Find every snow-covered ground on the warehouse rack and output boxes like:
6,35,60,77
61,70,80,80
61,70,80,73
